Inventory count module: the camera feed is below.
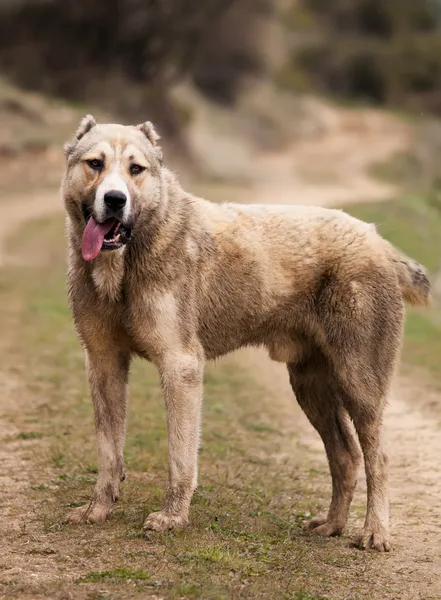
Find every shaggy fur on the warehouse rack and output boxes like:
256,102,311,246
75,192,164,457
62,116,430,551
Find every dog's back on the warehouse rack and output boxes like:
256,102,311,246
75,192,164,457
193,201,428,359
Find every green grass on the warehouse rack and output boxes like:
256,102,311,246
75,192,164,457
369,151,420,188
17,431,45,440
289,594,329,600
347,194,441,381
77,568,150,583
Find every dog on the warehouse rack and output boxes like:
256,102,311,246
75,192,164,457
62,115,430,552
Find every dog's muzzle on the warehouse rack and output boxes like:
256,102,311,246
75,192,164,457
81,200,133,262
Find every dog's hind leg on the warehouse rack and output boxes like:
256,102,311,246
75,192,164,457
313,263,404,551
344,389,391,551
66,345,130,525
327,304,401,551
144,347,204,533
288,355,362,537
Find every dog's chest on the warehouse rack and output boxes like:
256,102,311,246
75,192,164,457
123,290,185,358
91,252,125,302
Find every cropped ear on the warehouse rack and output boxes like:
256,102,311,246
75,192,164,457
64,114,97,157
137,120,161,146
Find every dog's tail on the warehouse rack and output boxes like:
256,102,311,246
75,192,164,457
386,242,431,306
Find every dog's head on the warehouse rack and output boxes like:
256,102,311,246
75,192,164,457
63,115,163,261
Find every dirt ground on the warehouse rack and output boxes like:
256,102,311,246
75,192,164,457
1,99,441,599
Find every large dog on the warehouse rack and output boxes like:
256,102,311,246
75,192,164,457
62,115,430,552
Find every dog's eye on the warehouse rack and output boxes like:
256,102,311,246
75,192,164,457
86,159,104,171
130,164,146,176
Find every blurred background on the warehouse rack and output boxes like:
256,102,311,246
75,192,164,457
1,2,441,599
3,0,441,189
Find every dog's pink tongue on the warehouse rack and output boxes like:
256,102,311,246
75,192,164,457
82,217,115,261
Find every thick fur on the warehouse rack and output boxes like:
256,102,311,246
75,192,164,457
62,117,430,551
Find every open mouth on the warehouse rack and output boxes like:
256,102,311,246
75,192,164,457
81,205,132,261
102,219,131,250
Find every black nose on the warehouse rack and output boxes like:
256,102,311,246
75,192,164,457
104,190,127,211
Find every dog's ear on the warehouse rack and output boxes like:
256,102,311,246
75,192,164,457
75,114,97,140
64,114,97,157
137,121,161,146
137,121,163,163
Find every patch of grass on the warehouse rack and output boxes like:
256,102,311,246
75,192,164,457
66,500,88,508
17,431,45,440
241,421,280,435
52,453,64,468
77,568,150,583
288,593,329,600
370,151,421,188
168,582,231,600
180,547,240,566
169,583,200,597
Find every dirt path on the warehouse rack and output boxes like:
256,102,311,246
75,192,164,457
0,192,62,267
253,102,409,206
1,102,441,598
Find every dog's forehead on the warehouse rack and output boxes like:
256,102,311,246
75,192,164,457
95,124,148,150
77,123,155,158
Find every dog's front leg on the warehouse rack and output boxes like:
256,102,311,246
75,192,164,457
66,347,130,525
144,350,204,532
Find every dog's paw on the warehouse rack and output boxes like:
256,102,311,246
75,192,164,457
306,516,344,537
356,528,391,552
143,510,188,533
65,502,112,525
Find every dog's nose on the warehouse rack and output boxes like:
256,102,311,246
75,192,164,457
104,190,127,211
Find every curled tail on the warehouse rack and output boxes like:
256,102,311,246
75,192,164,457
387,243,431,306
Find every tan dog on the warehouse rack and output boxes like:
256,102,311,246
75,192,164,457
62,115,430,552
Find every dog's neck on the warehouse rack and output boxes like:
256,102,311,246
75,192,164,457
91,249,126,302
125,172,197,274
